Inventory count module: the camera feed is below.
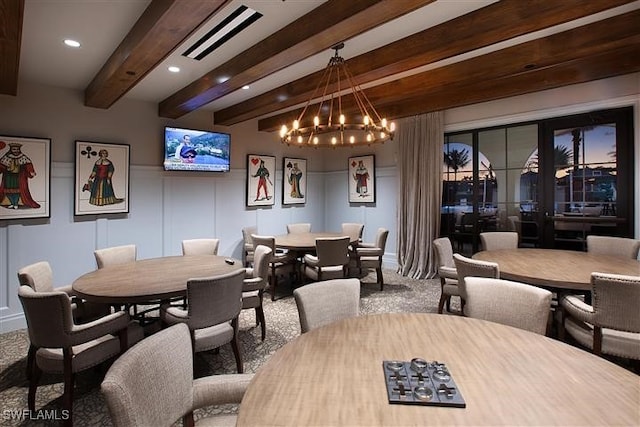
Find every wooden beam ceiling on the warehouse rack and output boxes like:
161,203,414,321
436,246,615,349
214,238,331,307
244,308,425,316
84,0,231,109
217,0,635,126
158,0,434,119
0,0,24,96
258,9,640,132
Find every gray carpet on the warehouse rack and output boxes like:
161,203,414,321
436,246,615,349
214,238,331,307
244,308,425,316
0,270,449,426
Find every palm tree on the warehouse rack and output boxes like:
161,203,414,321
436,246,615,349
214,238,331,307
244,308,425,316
444,148,470,183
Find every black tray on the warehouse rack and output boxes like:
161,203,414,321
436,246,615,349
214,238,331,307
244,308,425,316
383,359,466,408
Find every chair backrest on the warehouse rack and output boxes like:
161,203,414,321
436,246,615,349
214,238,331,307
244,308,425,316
95,244,137,269
186,269,245,330
586,235,640,259
374,228,389,252
242,226,257,249
453,253,499,301
287,223,311,234
181,238,220,256
251,234,276,252
18,285,75,348
591,272,640,332
341,223,364,242
315,236,350,267
432,237,455,269
293,278,360,333
251,245,272,281
480,232,518,251
464,277,552,335
102,323,194,427
17,261,54,292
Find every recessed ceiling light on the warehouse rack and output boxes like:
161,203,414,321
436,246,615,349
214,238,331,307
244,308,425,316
64,39,81,48
168,66,180,73
242,85,250,90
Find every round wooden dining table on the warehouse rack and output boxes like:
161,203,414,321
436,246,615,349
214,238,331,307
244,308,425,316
473,248,640,293
237,313,639,426
72,255,243,304
274,232,352,251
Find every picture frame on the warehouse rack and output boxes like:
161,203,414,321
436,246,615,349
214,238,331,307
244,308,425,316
74,141,130,216
246,154,276,207
0,135,51,220
282,157,307,205
348,154,376,203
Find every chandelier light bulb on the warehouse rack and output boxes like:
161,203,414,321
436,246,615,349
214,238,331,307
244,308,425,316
293,120,299,130
297,135,303,143
363,115,370,126
280,125,288,138
314,116,320,127
381,118,387,128
313,136,319,145
366,133,373,142
331,136,337,145
390,122,396,132
339,114,345,125
349,136,355,144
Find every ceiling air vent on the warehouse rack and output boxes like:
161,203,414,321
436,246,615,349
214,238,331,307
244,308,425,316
183,5,262,61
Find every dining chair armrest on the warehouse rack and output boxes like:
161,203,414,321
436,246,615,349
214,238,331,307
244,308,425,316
244,267,255,278
358,242,376,249
438,266,458,280
243,277,265,292
303,254,319,267
192,373,254,409
160,304,189,326
560,294,595,324
68,310,130,345
356,247,383,257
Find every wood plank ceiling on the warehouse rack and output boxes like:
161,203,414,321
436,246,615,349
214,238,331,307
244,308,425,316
1,0,638,131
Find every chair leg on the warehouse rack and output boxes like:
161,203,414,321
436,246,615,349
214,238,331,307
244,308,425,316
231,318,243,373
26,344,36,380
28,360,42,412
183,412,195,427
62,348,74,427
437,292,448,314
270,265,277,301
256,306,266,341
376,266,384,291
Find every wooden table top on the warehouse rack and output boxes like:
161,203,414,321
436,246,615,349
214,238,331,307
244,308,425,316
72,255,243,304
473,248,639,292
237,313,640,426
274,232,351,250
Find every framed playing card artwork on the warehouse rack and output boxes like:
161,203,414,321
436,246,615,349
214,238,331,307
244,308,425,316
348,154,375,203
247,154,276,207
282,157,306,205
74,141,130,216
0,135,51,220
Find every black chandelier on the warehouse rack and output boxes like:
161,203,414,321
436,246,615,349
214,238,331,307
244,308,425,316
279,43,395,148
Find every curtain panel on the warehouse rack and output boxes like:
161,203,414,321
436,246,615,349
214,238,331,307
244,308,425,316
396,112,443,279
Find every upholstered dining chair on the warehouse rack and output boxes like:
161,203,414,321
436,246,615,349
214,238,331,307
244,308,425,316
341,222,364,244
293,278,360,333
242,225,257,267
286,222,311,233
453,253,500,316
560,272,640,362
160,269,246,373
251,234,296,301
102,323,253,427
432,237,460,314
303,236,350,283
242,245,272,341
586,235,640,259
181,238,220,256
465,277,552,335
18,285,143,427
479,231,519,251
353,228,389,290
94,244,137,268
17,260,110,324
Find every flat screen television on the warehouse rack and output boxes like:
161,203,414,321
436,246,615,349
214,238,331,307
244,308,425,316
163,126,230,172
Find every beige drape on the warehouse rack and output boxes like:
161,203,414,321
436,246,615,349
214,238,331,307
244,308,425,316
396,112,443,279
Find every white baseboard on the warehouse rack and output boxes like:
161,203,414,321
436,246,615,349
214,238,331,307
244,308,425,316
0,313,26,334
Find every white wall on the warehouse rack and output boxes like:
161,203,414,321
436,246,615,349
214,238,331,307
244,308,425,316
1,73,638,332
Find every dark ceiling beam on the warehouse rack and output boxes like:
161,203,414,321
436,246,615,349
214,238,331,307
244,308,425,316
0,0,24,96
84,0,230,109
216,0,635,126
258,9,640,132
158,0,434,119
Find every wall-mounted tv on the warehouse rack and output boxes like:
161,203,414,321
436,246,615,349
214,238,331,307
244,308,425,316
163,126,230,172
